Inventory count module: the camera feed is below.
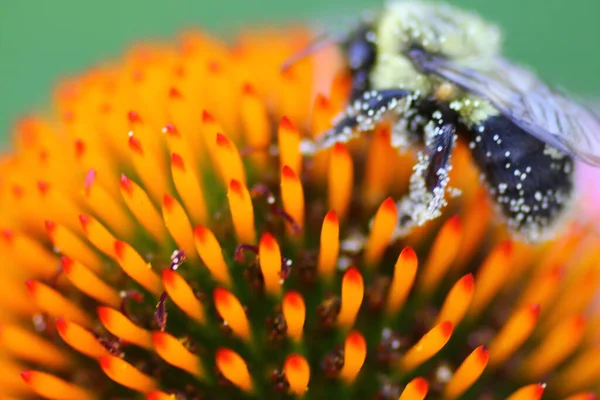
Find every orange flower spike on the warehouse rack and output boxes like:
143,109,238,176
398,377,429,400
162,123,196,173
165,88,203,159
73,137,120,197
282,291,305,341
283,354,310,395
363,124,396,207
126,110,166,160
227,179,256,244
521,315,586,379
79,214,117,257
36,180,82,233
240,83,271,170
162,194,197,259
127,134,169,205
339,331,367,382
364,197,398,266
317,210,340,280
162,269,205,324
279,68,310,126
83,170,134,239
25,280,91,328
61,257,121,308
469,240,513,316
259,232,283,296
506,384,546,400
280,165,305,233
329,70,352,112
455,188,491,266
55,318,110,359
0,325,70,369
97,306,153,350
401,321,454,371
310,93,334,138
545,268,600,329
420,216,462,292
201,110,225,156
435,274,475,327
45,220,104,274
114,240,162,296
6,186,44,236
152,332,205,378
488,304,541,367
328,143,353,220
216,348,254,392
278,117,302,176
554,347,600,393
0,278,36,317
0,359,31,395
215,133,246,186
193,225,231,285
93,108,129,166
338,267,364,329
213,288,251,340
564,394,598,400
0,229,57,278
203,61,240,137
120,174,168,243
387,247,418,315
443,345,489,400
33,123,80,191
170,153,208,225
20,370,96,400
517,264,564,311
147,390,177,400
535,224,586,275
99,355,157,393
585,315,600,345
308,94,334,179
131,56,173,124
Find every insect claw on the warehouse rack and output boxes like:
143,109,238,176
391,208,417,241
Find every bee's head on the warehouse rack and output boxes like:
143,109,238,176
280,23,377,101
341,24,377,101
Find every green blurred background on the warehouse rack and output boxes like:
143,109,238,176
1,0,598,145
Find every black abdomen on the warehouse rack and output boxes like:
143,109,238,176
464,115,574,241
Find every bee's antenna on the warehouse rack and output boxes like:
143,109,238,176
280,32,345,72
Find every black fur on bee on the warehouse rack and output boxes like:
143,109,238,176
465,115,573,239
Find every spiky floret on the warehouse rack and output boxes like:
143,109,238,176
0,28,599,400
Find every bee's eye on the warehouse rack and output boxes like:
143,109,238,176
347,39,375,70
344,27,376,72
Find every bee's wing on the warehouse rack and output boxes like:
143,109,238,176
416,54,600,166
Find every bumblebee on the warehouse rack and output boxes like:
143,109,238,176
298,1,600,242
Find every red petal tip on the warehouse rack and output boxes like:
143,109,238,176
61,257,74,273
162,124,179,136
280,116,296,131
282,165,297,180
114,241,126,260
20,370,32,383
171,153,185,170
439,321,454,337
202,110,214,123
163,194,175,211
127,111,141,124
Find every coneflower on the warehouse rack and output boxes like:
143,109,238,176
0,27,599,400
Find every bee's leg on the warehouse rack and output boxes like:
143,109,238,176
394,122,457,237
302,89,413,155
